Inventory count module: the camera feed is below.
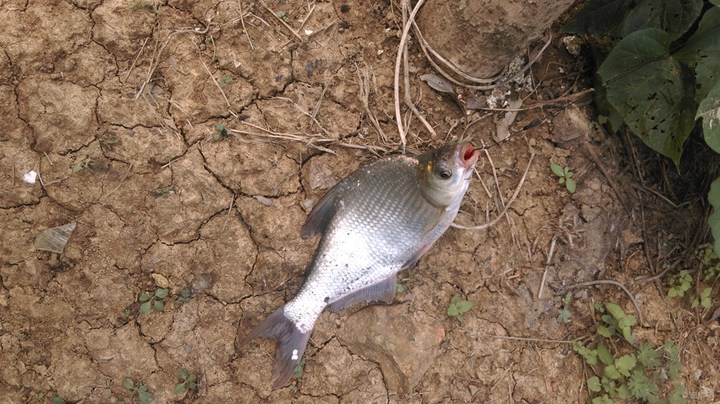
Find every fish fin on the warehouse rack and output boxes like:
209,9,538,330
242,307,311,389
300,186,340,239
328,275,397,312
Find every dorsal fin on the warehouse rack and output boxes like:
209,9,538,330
300,186,340,239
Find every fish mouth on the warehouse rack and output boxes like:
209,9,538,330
459,143,479,169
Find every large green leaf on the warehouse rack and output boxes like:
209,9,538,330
598,29,696,166
697,85,720,154
619,0,702,40
562,0,702,40
674,7,720,102
708,177,720,257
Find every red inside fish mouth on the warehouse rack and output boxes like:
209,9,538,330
461,143,479,167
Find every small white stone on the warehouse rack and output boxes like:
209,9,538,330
23,170,37,184
304,29,314,36
291,349,299,361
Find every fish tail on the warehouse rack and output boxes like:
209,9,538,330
242,307,311,389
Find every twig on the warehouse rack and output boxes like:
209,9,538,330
198,54,231,109
561,279,644,325
401,1,437,138
356,63,390,143
125,37,149,82
538,235,559,298
453,152,536,230
238,4,255,50
477,333,573,344
477,88,595,112
258,0,304,42
394,0,426,148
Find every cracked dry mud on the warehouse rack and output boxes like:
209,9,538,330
1,1,719,403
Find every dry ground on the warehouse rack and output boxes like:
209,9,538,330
1,1,718,403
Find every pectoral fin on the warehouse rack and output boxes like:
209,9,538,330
300,186,340,239
328,275,397,312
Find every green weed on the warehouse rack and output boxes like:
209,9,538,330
211,122,229,142
558,292,573,323
123,377,154,404
572,301,685,403
138,288,169,314
173,368,198,395
448,294,473,322
550,163,576,193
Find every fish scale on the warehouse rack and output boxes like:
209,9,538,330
242,142,479,388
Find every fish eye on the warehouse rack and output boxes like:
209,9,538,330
436,167,452,180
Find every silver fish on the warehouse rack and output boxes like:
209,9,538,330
242,142,479,388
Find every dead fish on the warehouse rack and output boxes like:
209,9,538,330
242,142,479,388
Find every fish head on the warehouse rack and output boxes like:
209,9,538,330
417,142,479,208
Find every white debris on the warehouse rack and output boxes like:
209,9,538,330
23,170,37,184
291,349,299,361
304,29,314,36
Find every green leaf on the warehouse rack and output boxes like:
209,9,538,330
637,342,660,368
174,383,186,395
154,288,169,299
597,325,613,338
700,287,713,309
604,364,622,380
669,383,687,404
618,315,636,329
596,343,614,366
138,389,154,404
628,369,657,399
122,377,135,390
154,300,165,311
140,301,152,314
448,304,459,317
618,0,703,40
674,7,720,102
615,354,637,376
457,300,473,313
591,395,614,404
617,383,631,400
598,28,695,167
587,376,602,392
697,86,720,154
52,397,66,404
179,368,189,380
188,373,197,383
708,178,720,258
565,178,577,194
550,163,565,177
604,303,626,320
621,324,634,343
139,292,151,303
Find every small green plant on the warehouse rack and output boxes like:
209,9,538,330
667,270,693,298
211,122,229,142
74,156,107,172
138,288,169,314
219,75,233,88
123,377,154,404
573,301,685,403
550,163,576,193
447,294,473,322
51,397,65,404
128,0,161,14
595,302,635,343
558,292,573,323
395,283,406,294
175,288,192,305
153,185,174,197
692,287,713,310
276,10,289,22
173,368,198,395
293,359,305,379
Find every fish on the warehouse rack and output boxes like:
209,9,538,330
242,142,479,388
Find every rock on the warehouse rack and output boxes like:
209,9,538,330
336,304,445,393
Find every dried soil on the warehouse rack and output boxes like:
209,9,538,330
1,1,718,403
